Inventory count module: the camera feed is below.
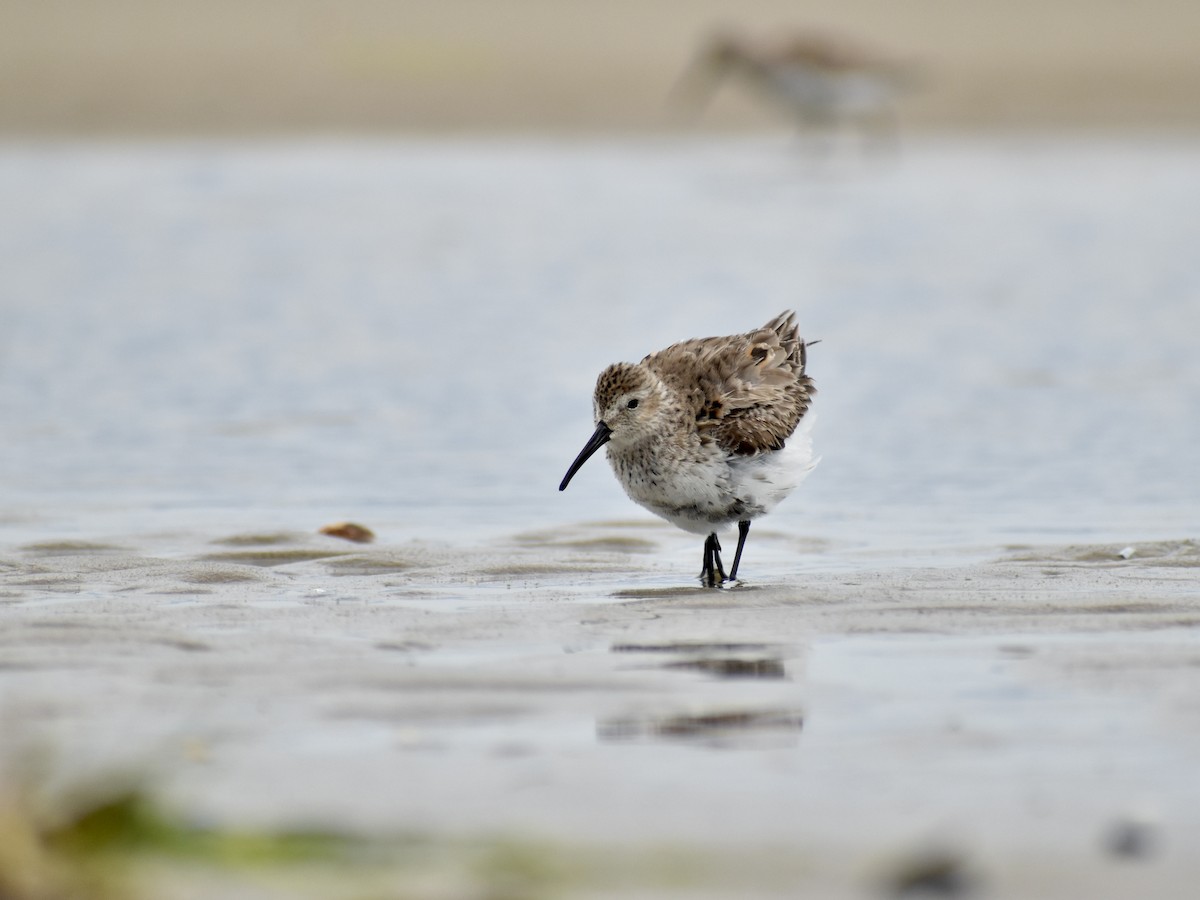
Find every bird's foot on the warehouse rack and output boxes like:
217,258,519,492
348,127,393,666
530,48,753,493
697,571,743,589
700,533,728,588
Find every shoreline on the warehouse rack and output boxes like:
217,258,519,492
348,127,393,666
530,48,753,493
3,529,1199,897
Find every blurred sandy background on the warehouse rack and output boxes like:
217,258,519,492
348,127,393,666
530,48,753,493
3,0,1199,135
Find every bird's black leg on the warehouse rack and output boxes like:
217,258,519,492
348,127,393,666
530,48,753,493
728,520,751,582
712,533,726,583
700,533,726,587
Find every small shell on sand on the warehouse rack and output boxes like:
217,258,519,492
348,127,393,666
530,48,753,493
319,522,376,544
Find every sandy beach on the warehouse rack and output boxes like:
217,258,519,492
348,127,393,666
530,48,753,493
3,0,1200,135
3,528,1200,897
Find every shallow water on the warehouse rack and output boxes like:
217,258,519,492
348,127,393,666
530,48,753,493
1,136,1198,564
2,137,1200,897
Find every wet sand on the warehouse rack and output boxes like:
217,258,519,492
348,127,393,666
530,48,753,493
3,0,1200,135
3,527,1200,897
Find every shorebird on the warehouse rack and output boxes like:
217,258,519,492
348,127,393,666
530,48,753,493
672,27,918,146
559,311,817,587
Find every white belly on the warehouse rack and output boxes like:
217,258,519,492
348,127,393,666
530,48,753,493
610,415,818,536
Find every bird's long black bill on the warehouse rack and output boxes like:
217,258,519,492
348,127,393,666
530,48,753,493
558,422,612,491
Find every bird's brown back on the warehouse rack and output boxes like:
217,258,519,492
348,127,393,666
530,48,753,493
643,311,815,456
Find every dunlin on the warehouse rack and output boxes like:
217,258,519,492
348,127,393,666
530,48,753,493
559,311,817,587
674,27,917,144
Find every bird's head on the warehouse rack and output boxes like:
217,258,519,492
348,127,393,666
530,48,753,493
559,363,666,491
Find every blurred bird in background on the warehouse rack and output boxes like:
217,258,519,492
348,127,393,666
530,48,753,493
672,26,921,150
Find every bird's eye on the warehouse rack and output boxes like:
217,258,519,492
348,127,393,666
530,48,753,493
626,398,639,410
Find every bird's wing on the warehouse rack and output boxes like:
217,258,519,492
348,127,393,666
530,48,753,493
645,311,815,456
